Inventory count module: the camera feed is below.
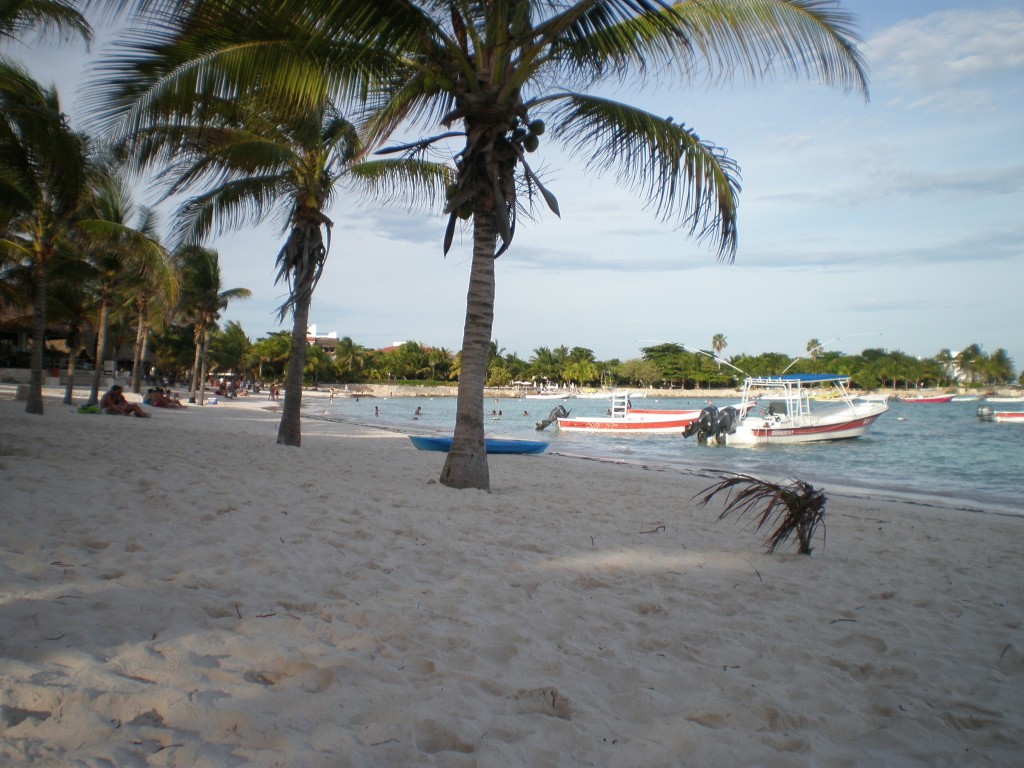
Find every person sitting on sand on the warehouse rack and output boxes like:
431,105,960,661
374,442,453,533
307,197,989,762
161,388,186,408
99,384,150,417
147,388,185,409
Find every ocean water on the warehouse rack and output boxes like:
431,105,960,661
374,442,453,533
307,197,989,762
316,393,1024,515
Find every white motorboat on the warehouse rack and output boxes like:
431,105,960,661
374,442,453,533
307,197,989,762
555,393,703,433
977,406,1024,424
726,374,888,446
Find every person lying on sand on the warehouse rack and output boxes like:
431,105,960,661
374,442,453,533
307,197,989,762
99,384,150,417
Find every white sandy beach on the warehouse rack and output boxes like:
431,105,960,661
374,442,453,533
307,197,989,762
2,386,1022,767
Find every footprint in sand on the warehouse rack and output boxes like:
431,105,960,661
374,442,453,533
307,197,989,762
512,687,573,721
415,719,475,754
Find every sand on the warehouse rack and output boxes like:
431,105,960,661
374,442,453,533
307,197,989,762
2,385,1022,766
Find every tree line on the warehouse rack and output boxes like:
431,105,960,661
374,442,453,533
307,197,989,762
165,330,1019,391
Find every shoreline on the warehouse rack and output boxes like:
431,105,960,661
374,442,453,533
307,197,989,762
295,390,1024,521
3,386,1022,765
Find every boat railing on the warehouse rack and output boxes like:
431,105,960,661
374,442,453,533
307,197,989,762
610,393,630,419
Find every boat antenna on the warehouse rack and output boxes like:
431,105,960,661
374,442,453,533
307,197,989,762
636,339,748,376
780,333,883,375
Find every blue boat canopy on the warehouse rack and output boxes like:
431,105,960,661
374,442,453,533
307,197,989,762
749,374,849,384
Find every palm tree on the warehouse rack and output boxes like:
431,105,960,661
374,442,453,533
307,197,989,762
333,335,366,381
806,338,822,361
987,348,1015,385
955,343,983,387
96,1,866,488
249,331,291,384
175,245,251,403
712,333,727,368
0,65,91,413
356,1,867,489
94,32,450,444
208,320,252,378
75,168,177,405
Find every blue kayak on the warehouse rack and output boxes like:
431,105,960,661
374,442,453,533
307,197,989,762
408,435,549,455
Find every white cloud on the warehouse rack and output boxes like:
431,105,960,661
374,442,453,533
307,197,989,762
867,8,1024,99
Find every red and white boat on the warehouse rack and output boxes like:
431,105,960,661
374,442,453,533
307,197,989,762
556,393,703,433
726,374,888,446
898,393,955,403
977,407,1024,424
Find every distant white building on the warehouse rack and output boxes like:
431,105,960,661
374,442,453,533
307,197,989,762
307,324,339,353
306,324,337,340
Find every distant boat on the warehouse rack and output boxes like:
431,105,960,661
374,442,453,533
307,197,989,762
951,395,980,402
984,396,1024,403
523,390,574,400
857,393,891,403
408,435,549,454
977,407,1024,424
898,393,955,403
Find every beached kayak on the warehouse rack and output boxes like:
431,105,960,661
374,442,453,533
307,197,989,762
408,435,549,454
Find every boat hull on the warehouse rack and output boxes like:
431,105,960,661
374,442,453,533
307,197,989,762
899,395,954,403
993,412,1024,423
556,413,699,433
728,411,885,445
408,436,549,454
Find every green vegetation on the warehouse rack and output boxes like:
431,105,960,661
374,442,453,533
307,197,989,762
143,327,1020,392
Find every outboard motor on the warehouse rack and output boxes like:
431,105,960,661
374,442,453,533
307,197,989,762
712,406,739,445
682,405,718,445
535,404,569,431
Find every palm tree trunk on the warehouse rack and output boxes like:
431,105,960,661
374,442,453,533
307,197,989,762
137,326,152,392
441,211,496,490
63,337,82,405
88,300,111,406
130,302,147,393
276,289,311,447
198,327,211,405
189,325,203,402
26,259,47,414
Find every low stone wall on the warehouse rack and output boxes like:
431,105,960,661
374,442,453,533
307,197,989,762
0,368,32,384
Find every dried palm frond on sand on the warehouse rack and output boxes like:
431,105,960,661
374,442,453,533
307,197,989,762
694,474,827,555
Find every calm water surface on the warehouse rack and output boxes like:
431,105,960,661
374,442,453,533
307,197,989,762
317,393,1024,515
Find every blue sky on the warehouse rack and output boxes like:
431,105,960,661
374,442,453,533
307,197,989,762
11,1,1024,370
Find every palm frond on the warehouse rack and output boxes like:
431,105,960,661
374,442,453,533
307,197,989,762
670,0,868,95
160,133,298,198
361,71,458,156
541,92,740,259
694,473,827,555
0,0,92,46
527,0,687,90
346,158,454,213
85,2,398,142
169,174,289,248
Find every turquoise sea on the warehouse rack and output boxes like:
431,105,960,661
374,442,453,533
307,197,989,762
317,393,1024,516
